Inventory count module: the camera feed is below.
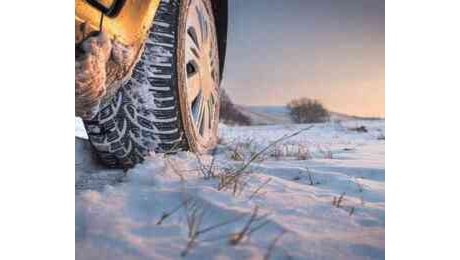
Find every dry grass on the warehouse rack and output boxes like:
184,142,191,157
229,145,245,161
181,200,203,256
181,204,272,256
348,126,368,133
162,157,273,256
227,139,265,163
349,207,355,216
195,150,219,179
217,168,249,196
306,168,320,185
263,230,288,260
156,198,190,225
297,144,313,160
228,206,270,245
332,192,360,216
215,126,314,197
237,126,314,172
292,168,321,185
333,192,346,208
224,127,317,164
270,143,313,160
162,127,323,256
248,178,272,201
265,142,334,161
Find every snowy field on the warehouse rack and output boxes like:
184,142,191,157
76,118,385,259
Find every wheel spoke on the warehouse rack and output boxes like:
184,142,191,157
207,98,213,129
192,92,203,122
201,99,210,136
194,6,206,43
187,27,200,51
187,46,200,61
210,84,219,101
187,4,203,47
187,72,201,104
186,29,200,64
197,96,206,134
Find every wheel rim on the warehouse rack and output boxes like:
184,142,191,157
185,0,219,141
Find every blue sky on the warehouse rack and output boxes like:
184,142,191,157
223,0,384,117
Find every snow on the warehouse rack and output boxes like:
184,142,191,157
76,118,384,259
75,117,88,139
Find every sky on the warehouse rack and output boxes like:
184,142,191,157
224,0,385,117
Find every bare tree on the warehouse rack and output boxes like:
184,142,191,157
287,98,329,123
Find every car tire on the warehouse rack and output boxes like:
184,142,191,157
83,0,221,169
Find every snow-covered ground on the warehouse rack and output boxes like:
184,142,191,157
76,118,385,259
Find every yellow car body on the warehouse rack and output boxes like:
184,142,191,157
76,0,227,69
75,0,160,46
76,0,227,79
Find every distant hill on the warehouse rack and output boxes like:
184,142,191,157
236,105,383,125
326,111,384,121
235,105,291,125
219,90,252,125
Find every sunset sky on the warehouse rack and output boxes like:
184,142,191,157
224,0,384,117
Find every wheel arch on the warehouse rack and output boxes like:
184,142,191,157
210,0,228,81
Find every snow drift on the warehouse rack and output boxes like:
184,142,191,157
76,118,385,259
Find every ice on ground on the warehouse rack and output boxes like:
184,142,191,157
75,119,385,260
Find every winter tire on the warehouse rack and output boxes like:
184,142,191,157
83,0,221,169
